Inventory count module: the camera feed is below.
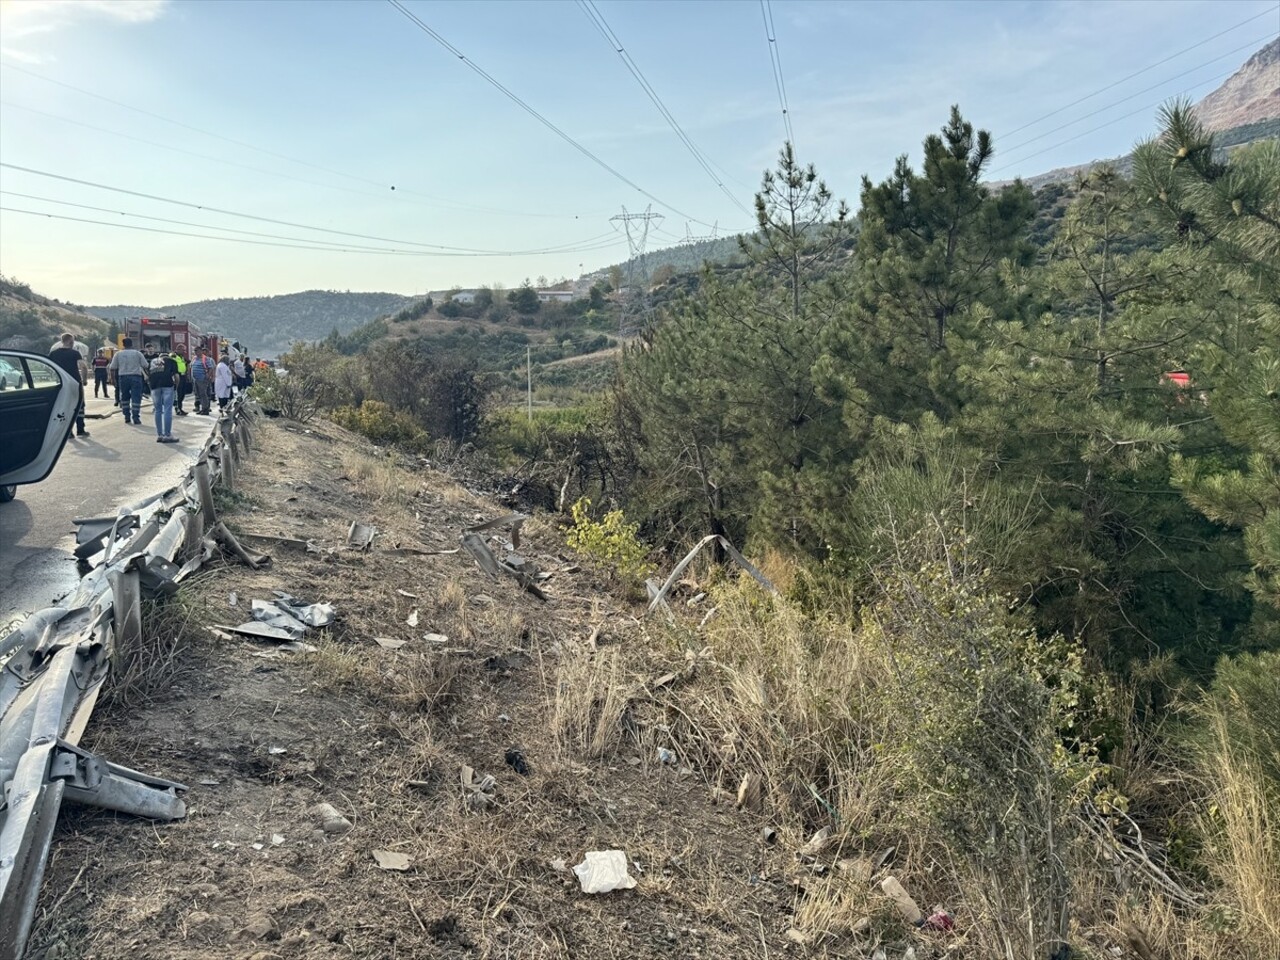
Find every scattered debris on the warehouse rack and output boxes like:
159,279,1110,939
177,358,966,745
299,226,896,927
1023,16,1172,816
314,802,353,835
267,746,287,755
798,825,834,858
374,637,407,650
737,772,763,811
406,609,419,627
504,747,530,776
270,591,335,627
346,520,377,551
760,826,777,844
922,909,955,932
395,589,417,598
572,850,637,894
657,747,677,765
224,622,296,642
271,834,285,846
784,928,810,946
548,858,568,874
646,534,778,618
229,591,238,607
251,599,308,639
460,764,497,811
424,632,448,644
372,849,412,871
881,875,924,925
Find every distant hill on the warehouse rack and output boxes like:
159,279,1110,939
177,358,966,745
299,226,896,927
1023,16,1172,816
1194,37,1279,131
87,290,418,358
992,38,1280,191
597,234,747,286
0,275,110,351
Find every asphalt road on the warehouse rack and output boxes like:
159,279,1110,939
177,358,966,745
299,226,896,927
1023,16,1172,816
0,391,218,628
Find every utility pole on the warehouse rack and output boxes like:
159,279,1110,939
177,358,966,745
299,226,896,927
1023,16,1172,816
526,345,532,422
610,205,664,337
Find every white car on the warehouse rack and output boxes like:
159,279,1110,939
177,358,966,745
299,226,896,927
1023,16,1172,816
0,350,81,503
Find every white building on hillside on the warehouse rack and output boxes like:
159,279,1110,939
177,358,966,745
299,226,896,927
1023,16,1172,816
536,289,575,303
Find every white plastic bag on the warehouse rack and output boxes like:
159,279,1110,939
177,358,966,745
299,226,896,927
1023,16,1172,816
572,850,636,894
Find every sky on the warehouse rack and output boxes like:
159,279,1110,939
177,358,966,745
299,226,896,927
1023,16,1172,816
0,0,1276,306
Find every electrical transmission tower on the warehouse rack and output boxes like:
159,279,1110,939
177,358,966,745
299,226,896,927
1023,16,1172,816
681,222,719,245
610,205,663,337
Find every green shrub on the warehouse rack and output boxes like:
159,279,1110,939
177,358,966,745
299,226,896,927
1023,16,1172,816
331,401,429,452
566,497,652,583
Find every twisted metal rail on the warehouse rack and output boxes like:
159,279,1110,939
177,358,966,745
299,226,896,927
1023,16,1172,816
0,397,262,957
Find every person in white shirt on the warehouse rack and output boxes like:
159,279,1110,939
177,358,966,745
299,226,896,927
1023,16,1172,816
215,353,234,409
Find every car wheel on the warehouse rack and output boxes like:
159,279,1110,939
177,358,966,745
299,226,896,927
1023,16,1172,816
0,485,15,503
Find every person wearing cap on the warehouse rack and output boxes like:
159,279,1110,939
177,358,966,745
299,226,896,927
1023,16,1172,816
148,355,179,443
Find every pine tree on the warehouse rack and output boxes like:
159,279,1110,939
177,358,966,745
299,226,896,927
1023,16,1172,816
1135,103,1280,624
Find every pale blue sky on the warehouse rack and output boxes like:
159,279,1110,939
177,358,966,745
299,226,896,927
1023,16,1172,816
0,0,1275,304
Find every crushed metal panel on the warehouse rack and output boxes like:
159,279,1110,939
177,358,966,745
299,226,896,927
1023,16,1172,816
460,532,503,579
347,520,378,551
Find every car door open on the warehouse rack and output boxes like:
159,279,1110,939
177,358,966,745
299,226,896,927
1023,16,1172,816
0,351,79,490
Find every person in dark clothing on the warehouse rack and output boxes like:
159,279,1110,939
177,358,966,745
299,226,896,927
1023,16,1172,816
49,333,89,437
92,349,110,398
149,356,179,443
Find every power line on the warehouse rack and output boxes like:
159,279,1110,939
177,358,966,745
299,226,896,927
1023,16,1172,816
3,204,628,259
759,0,795,147
988,70,1236,176
997,35,1275,157
0,60,597,221
0,162,624,256
575,0,752,217
385,0,718,229
0,190,627,257
2,204,628,258
1001,6,1279,138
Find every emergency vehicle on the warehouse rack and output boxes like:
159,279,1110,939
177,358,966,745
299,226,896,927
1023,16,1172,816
119,316,220,358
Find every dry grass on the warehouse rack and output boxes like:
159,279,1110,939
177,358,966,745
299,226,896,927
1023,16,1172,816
340,448,413,505
101,576,218,710
549,644,630,760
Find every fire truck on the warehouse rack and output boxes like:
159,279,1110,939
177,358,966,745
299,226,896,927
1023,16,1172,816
118,316,220,358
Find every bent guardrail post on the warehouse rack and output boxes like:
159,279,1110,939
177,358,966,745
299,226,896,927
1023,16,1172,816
194,459,217,529
0,396,246,958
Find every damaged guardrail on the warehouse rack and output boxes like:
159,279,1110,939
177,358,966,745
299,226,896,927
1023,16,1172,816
0,397,263,958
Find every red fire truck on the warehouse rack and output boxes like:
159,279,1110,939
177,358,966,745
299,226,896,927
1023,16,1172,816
119,316,220,358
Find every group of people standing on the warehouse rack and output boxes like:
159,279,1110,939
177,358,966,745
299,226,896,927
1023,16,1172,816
54,335,259,445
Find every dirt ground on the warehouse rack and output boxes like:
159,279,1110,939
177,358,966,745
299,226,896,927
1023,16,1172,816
24,417,812,960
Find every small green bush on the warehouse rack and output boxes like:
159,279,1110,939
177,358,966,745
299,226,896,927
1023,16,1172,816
331,401,430,452
566,497,652,583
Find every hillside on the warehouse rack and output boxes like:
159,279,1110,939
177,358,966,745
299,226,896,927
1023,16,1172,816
1194,37,1280,131
87,290,420,358
992,37,1280,191
0,275,110,350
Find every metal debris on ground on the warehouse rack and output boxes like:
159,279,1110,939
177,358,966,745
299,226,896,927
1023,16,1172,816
572,850,637,894
374,637,407,650
406,609,419,627
346,520,377,551
270,590,335,627
645,534,779,618
459,514,548,600
424,632,448,644
798,825,834,858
